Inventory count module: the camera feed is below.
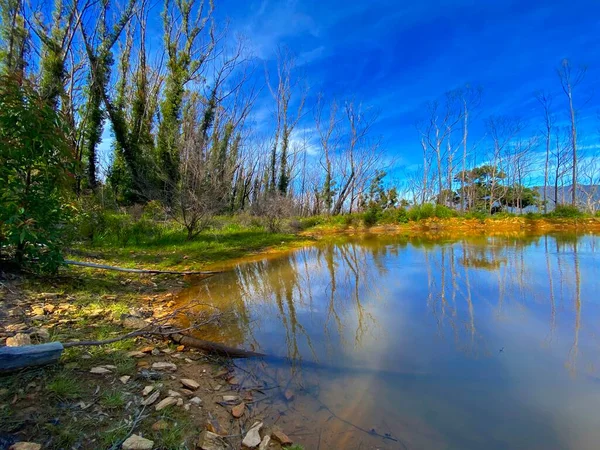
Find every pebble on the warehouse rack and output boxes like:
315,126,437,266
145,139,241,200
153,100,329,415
141,390,160,406
222,395,240,403
90,367,111,374
180,378,200,390
198,431,228,450
9,443,42,450
242,422,263,448
258,435,271,450
152,362,177,371
168,390,181,397
155,396,178,411
231,402,245,418
127,351,146,358
271,428,293,446
284,389,295,401
189,397,202,406
120,376,131,384
6,333,31,347
122,434,154,450
142,385,154,396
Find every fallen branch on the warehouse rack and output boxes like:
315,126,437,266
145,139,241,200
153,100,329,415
64,259,220,276
169,333,265,358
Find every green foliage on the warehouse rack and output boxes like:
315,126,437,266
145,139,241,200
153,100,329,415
408,204,435,221
362,206,380,227
0,76,74,273
396,207,409,223
549,205,585,218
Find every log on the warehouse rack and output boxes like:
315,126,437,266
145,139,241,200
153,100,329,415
64,259,220,276
0,342,64,372
170,333,265,358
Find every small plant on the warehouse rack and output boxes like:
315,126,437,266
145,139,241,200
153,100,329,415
549,204,585,218
396,207,409,223
47,374,82,400
100,390,125,409
362,206,380,227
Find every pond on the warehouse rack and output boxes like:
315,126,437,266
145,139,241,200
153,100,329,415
177,233,600,450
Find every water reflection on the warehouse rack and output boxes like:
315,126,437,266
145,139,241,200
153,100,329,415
178,233,600,450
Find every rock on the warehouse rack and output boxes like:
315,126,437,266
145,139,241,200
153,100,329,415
181,388,195,397
127,351,146,358
155,396,178,411
189,397,202,406
90,366,111,374
227,377,239,385
122,316,148,329
151,349,160,356
31,328,50,341
167,390,181,397
284,390,294,401
103,365,117,370
40,292,60,299
151,420,168,431
222,395,240,403
141,390,160,406
199,431,228,450
6,333,31,347
120,376,131,384
142,385,154,396
242,422,263,448
176,345,185,352
43,304,55,314
31,307,45,316
271,428,293,446
161,348,174,354
152,362,177,371
180,378,200,390
9,443,42,450
231,402,245,418
122,434,154,450
140,346,154,353
176,397,184,406
258,435,271,450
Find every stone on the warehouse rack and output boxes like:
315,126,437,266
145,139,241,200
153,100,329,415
180,378,200,390
31,328,50,341
122,316,148,329
151,349,161,356
141,390,160,406
142,385,154,396
176,345,185,352
90,366,111,374
151,420,168,431
120,376,131,384
43,304,55,314
189,396,202,406
199,431,228,450
284,390,294,401
152,362,177,371
155,396,178,411
167,390,181,397
127,351,146,358
6,333,31,347
31,307,45,316
222,395,240,403
140,346,154,353
9,443,42,450
227,377,239,385
231,402,245,418
242,422,263,448
181,388,195,397
271,428,293,446
258,435,271,450
122,434,154,450
176,397,184,406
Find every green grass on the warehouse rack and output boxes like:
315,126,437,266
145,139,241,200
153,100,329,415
46,373,83,400
100,390,126,409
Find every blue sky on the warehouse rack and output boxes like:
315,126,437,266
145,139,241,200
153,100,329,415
98,0,600,181
212,0,600,175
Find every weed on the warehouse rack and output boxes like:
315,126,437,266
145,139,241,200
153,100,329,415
100,390,126,409
46,374,82,400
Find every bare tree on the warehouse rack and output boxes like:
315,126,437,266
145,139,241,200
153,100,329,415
536,91,554,213
557,59,586,206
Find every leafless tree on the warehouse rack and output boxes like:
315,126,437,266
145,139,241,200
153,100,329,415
536,91,555,213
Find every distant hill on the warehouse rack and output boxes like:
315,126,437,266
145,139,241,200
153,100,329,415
533,185,600,211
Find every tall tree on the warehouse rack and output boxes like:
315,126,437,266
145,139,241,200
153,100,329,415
536,91,554,213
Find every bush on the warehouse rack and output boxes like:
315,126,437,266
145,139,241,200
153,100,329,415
433,204,457,219
0,76,74,273
408,204,435,221
362,207,380,227
550,205,585,218
396,207,409,223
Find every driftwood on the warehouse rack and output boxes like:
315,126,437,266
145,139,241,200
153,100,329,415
64,259,220,276
0,332,263,372
169,333,265,358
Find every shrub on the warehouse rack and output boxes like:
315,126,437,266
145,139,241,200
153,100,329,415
408,204,435,221
550,205,585,218
433,204,456,219
396,207,409,223
0,76,74,273
362,207,380,227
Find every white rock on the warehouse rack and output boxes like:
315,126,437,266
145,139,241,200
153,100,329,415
167,390,181,397
180,378,200,390
152,362,177,371
258,435,271,450
122,434,154,450
222,395,239,403
142,385,154,396
6,333,31,347
120,376,131,384
155,396,178,411
189,397,202,406
9,443,42,450
176,397,184,406
90,367,111,374
242,422,263,448
199,431,228,450
141,390,160,406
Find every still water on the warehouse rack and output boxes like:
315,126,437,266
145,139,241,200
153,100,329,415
179,233,600,450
